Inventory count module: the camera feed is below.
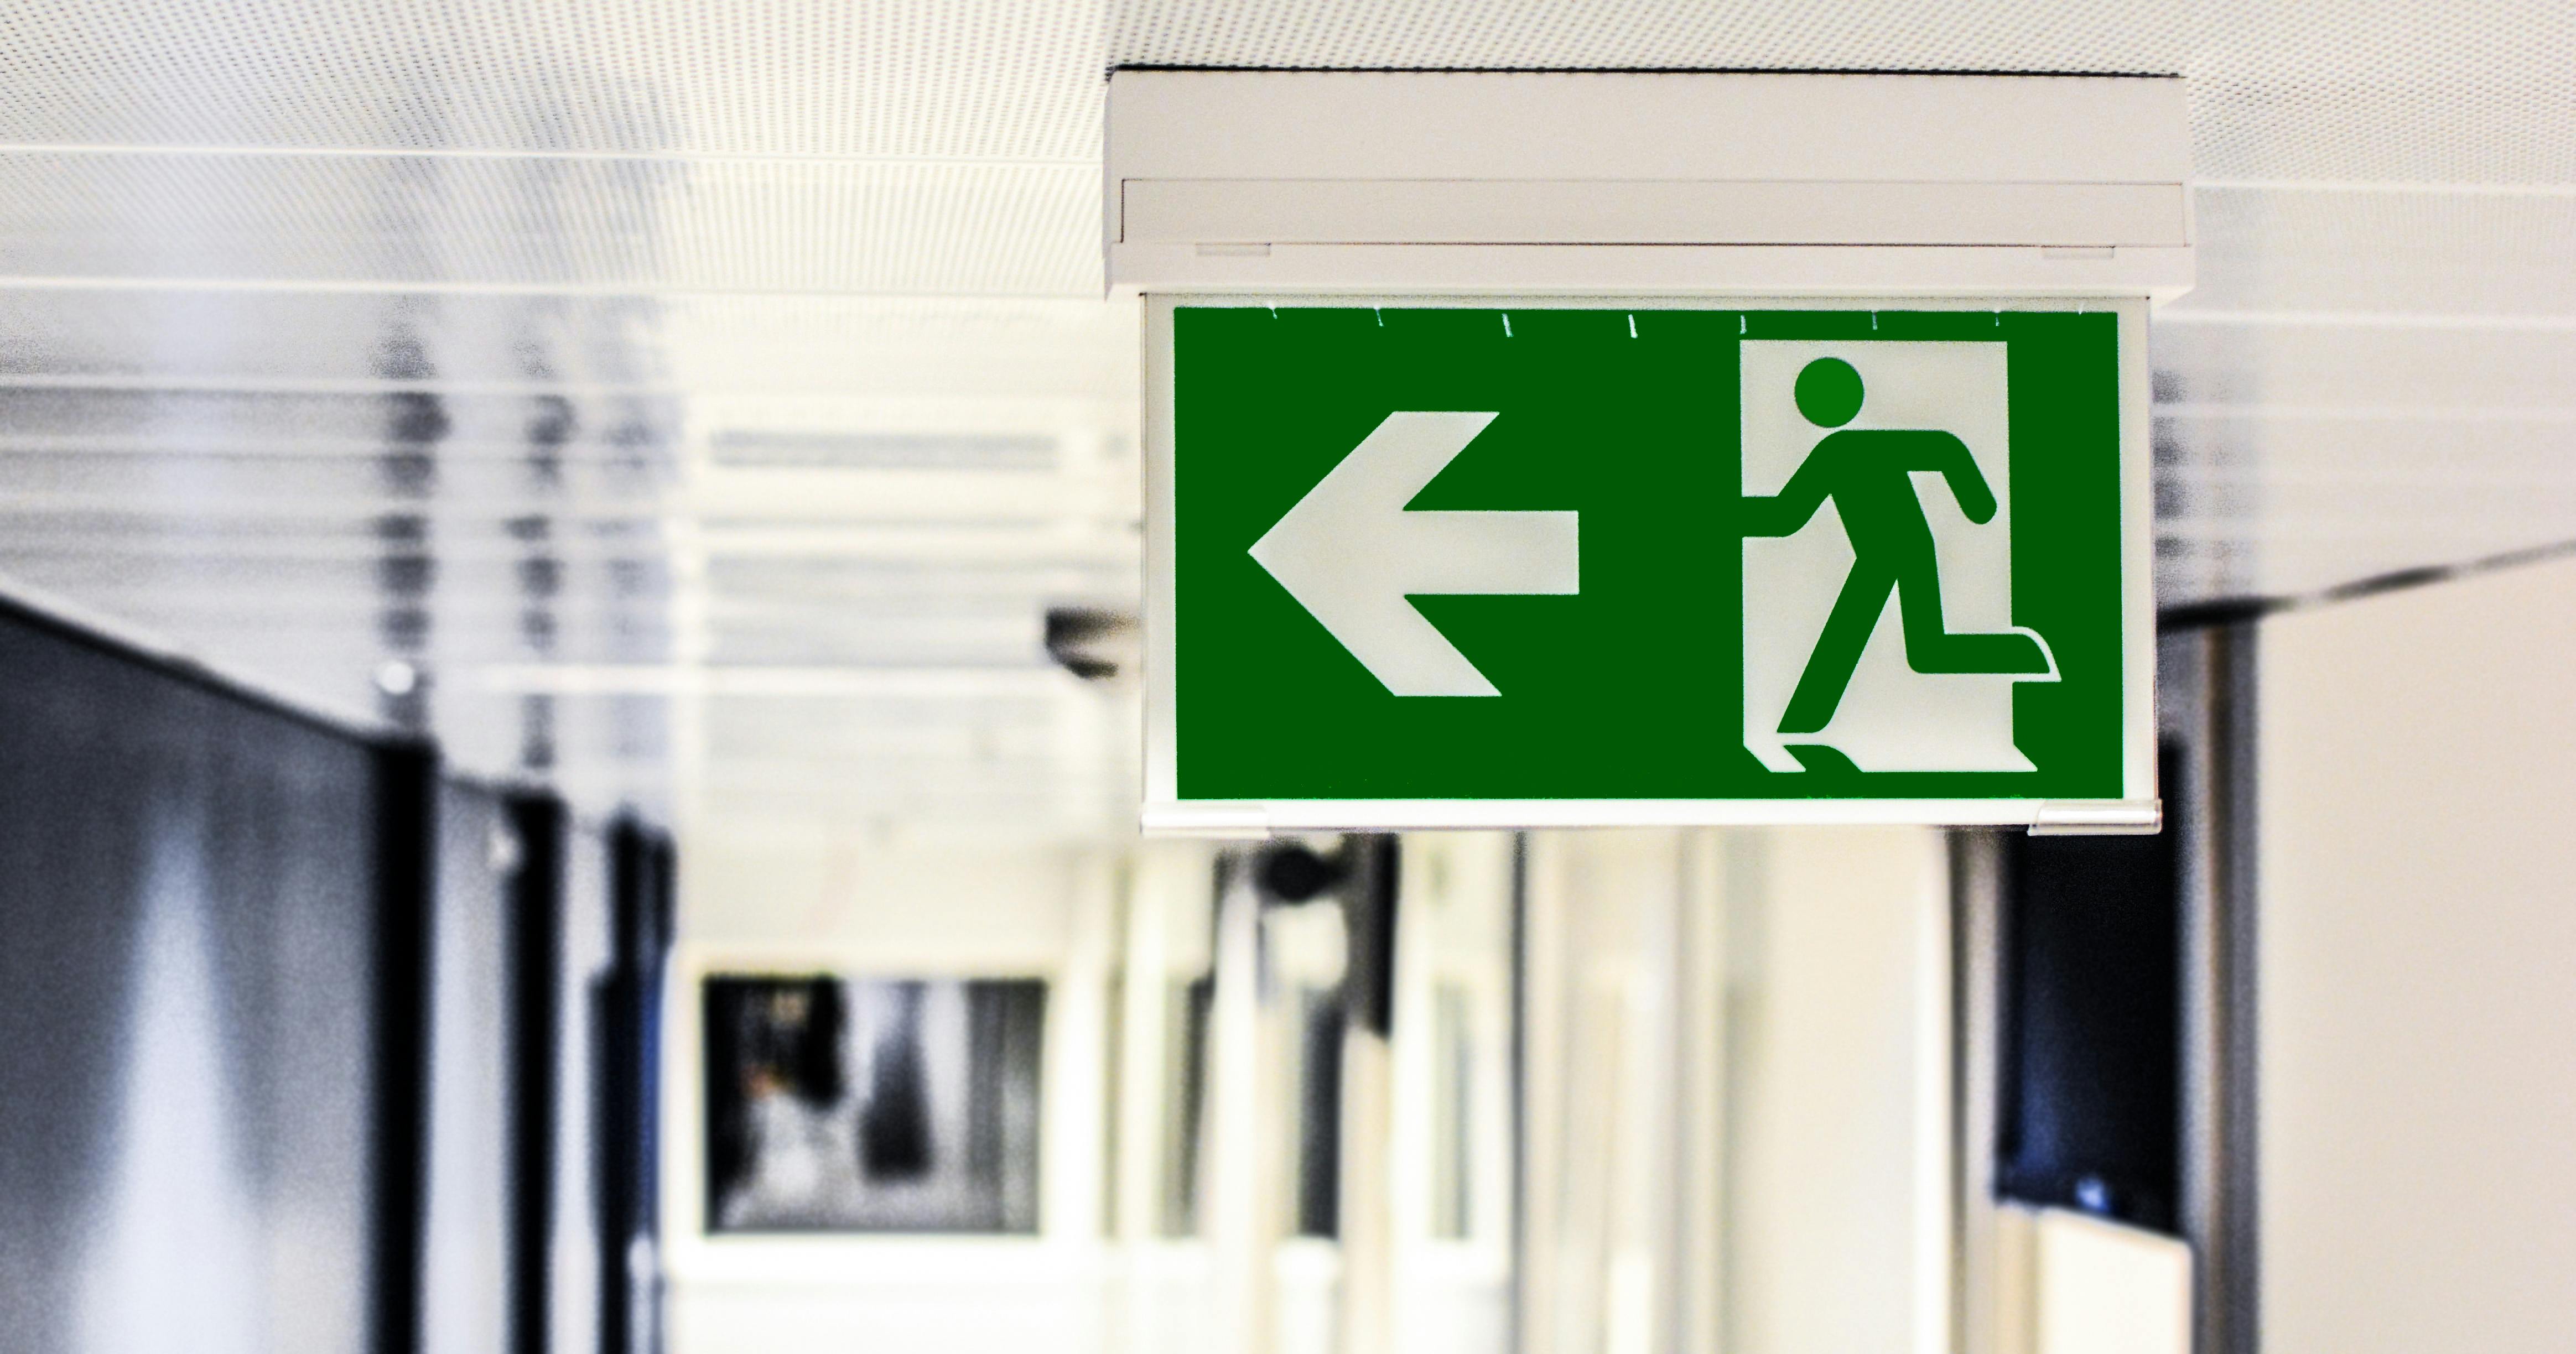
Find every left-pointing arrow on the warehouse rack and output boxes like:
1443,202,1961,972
1249,411,1579,697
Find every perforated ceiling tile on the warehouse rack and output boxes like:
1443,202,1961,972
709,429,1058,471
696,686,1130,841
660,296,1136,403
2154,322,2576,414
0,1,1106,158
2190,0,2576,183
0,152,1102,295
0,384,684,473
0,289,1138,421
2152,306,2576,603
2182,186,2576,319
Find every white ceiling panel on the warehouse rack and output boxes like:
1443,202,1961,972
1,1,1105,158
2191,0,2576,183
0,152,1102,294
2180,187,2576,320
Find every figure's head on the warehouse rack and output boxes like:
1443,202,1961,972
1795,357,1864,428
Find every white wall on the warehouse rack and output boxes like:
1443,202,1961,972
1519,826,1952,1354
681,837,1087,969
2258,556,2576,1352
553,822,615,1354
421,784,511,1354
1720,827,1953,1354
666,842,1116,1354
1994,1206,2190,1354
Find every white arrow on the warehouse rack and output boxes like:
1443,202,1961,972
1249,411,1578,697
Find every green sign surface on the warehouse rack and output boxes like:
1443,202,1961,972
1145,298,2154,830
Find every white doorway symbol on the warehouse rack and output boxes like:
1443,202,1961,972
1739,340,2059,774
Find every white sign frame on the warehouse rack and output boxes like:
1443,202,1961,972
1141,293,2157,834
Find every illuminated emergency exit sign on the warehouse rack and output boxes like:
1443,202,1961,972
1141,298,2156,833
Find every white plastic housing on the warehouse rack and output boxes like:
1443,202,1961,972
1104,71,2194,299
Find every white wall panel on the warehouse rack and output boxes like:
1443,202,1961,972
2257,555,2576,1352
1719,827,1953,1354
1518,826,1951,1354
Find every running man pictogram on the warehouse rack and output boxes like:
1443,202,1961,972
1741,356,2052,736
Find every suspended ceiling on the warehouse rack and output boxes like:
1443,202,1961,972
1,1,2571,846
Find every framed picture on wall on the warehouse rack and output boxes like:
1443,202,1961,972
700,974,1046,1234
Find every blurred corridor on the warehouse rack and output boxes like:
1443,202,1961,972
9,5,2576,1354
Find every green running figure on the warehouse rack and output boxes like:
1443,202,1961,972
1742,357,2051,737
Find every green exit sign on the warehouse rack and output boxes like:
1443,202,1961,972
1143,297,2156,832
